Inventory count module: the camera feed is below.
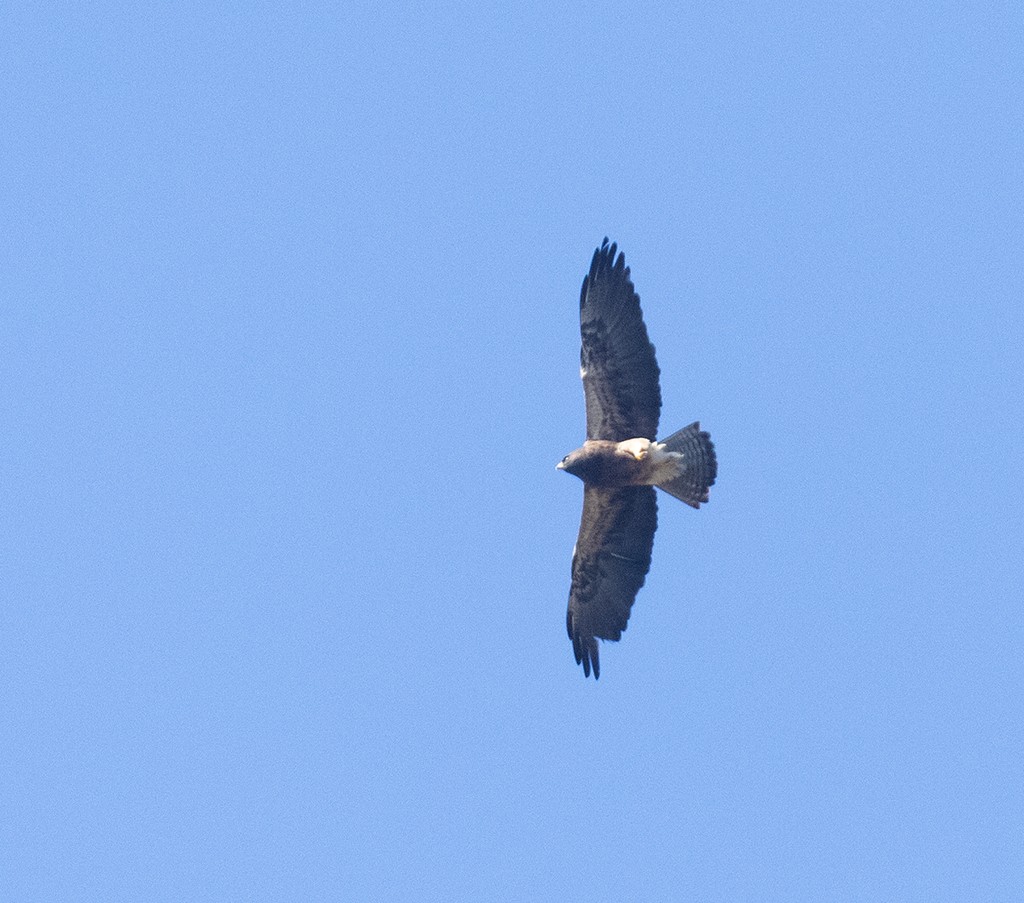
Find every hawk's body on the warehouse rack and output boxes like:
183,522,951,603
559,438,688,487
559,239,717,678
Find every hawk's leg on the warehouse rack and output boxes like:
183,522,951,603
617,438,653,461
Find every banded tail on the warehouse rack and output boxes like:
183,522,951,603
656,422,717,508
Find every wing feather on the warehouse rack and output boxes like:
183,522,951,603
566,486,657,678
580,238,661,441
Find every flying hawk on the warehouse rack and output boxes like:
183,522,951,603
558,238,717,678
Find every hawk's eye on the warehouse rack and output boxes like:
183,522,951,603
562,456,569,463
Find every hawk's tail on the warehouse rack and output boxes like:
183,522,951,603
656,422,717,508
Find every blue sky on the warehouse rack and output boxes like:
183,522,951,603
3,2,1023,900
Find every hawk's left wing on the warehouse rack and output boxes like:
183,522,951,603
566,485,658,678
580,238,662,442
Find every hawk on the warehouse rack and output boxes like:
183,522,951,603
558,238,717,678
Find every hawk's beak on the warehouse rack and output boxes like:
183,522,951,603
556,461,565,470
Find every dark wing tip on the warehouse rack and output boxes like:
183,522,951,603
594,237,619,274
566,609,601,679
580,237,625,310
579,636,600,679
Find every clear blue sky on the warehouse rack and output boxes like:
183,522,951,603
4,2,1023,900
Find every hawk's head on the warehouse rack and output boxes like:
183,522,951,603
556,448,589,481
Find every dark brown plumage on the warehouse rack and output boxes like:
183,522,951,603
559,239,717,678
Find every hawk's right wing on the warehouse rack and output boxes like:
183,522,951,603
566,485,657,679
